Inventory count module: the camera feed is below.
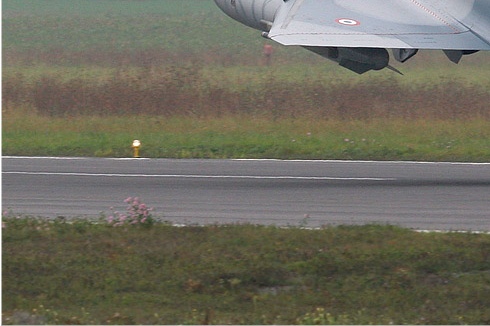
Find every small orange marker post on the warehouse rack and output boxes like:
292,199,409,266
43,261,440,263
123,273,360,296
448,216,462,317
132,140,141,158
263,44,273,66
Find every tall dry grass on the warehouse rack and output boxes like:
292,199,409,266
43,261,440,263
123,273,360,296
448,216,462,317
3,65,489,120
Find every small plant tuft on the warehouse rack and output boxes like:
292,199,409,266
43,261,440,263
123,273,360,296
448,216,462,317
107,197,155,227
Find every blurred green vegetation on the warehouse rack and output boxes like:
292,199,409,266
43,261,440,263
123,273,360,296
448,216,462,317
2,0,490,162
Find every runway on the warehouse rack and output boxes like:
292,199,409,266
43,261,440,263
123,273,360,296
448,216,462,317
2,157,490,231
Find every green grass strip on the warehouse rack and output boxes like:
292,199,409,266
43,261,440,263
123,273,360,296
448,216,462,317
3,110,490,161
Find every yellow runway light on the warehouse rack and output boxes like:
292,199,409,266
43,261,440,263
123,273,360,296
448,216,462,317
132,140,141,158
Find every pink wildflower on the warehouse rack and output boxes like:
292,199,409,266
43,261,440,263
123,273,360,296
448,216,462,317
107,197,154,226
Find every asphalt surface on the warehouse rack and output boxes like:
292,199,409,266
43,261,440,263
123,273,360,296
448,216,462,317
2,156,490,231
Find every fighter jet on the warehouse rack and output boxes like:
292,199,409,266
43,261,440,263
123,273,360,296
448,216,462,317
214,0,490,74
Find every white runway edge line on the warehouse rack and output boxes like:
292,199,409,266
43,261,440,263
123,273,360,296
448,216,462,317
3,171,395,181
3,156,490,165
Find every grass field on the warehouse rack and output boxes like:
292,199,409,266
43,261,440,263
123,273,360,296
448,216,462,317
3,108,490,161
3,216,490,325
3,65,490,161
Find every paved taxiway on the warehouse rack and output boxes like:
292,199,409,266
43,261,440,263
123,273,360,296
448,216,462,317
2,157,490,231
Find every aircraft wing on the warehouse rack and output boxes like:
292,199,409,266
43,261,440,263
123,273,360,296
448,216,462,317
268,0,490,50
